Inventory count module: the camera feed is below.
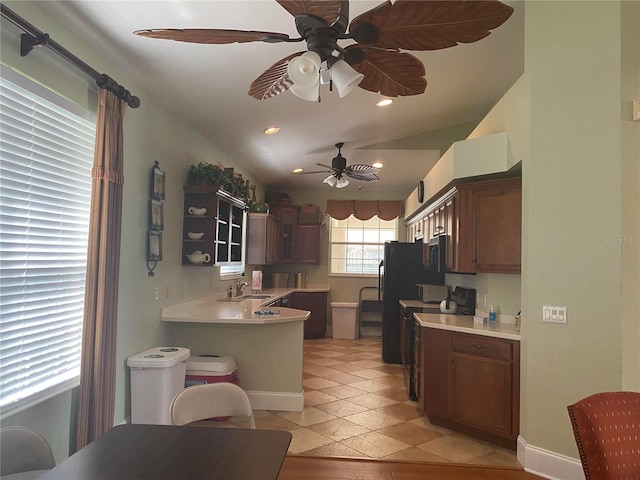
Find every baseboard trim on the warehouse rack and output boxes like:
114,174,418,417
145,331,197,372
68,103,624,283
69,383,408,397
246,390,304,412
517,436,585,480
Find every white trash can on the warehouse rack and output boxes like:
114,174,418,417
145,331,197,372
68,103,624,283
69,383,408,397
331,302,359,339
127,346,190,425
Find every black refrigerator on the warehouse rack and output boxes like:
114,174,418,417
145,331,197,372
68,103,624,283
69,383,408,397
378,241,444,364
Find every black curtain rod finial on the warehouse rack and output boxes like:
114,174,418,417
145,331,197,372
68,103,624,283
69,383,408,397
96,74,140,109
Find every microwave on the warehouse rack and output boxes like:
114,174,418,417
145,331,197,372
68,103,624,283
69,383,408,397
427,235,446,273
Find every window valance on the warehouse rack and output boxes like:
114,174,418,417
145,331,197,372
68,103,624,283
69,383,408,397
325,200,404,221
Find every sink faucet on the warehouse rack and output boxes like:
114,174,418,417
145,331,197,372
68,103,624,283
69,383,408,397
235,281,248,297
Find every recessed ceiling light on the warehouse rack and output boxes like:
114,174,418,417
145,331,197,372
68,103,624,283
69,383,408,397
376,99,393,107
372,162,383,168
292,168,303,174
264,126,280,134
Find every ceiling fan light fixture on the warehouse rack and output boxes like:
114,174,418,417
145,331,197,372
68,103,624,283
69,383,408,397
335,176,350,188
331,60,364,98
323,175,337,187
290,83,319,102
372,161,383,168
287,51,321,88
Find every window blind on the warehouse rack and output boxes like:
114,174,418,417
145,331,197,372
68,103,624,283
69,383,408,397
0,68,96,413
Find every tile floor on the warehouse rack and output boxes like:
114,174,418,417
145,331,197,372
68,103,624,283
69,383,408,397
219,336,522,468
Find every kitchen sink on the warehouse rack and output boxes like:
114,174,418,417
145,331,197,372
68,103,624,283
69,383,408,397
217,294,272,302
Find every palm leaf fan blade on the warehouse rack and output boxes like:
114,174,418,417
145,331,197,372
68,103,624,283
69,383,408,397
134,28,290,44
347,47,426,97
350,0,514,51
248,52,303,100
276,0,346,26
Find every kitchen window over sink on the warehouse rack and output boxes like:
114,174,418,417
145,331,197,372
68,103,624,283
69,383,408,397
329,216,397,276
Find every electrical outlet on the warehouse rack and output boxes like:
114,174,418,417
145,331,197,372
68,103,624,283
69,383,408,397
154,286,159,301
543,305,567,324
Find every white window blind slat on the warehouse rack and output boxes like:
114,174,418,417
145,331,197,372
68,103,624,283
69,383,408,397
0,68,96,413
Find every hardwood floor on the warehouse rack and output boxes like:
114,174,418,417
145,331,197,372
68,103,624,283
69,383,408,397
278,455,545,480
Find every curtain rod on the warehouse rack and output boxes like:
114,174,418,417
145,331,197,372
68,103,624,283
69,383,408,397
1,4,140,108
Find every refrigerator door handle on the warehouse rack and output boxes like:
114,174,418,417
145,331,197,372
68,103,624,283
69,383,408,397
378,261,383,301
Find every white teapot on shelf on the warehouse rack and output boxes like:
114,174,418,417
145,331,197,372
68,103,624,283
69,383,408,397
186,250,211,264
188,206,207,216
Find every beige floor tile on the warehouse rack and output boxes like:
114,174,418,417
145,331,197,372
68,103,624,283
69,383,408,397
303,377,341,390
301,442,369,458
382,446,453,463
288,427,334,454
374,374,405,387
277,406,336,427
312,350,346,358
375,387,413,402
324,372,366,385
303,365,342,377
321,384,367,399
351,368,391,380
328,362,367,373
350,359,387,368
253,414,299,431
346,393,399,409
304,356,343,366
409,416,457,435
344,410,404,430
341,431,410,458
348,379,391,393
375,402,425,421
307,417,371,441
376,422,443,446
314,399,370,417
417,434,495,463
304,389,339,407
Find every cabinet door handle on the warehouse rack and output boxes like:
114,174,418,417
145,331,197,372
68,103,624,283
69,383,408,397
472,344,487,349
448,358,454,363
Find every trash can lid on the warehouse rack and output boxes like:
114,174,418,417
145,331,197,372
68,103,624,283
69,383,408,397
127,347,190,368
331,302,359,308
186,355,236,375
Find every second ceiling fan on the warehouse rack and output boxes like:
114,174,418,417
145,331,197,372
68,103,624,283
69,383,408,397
295,143,380,188
134,0,514,101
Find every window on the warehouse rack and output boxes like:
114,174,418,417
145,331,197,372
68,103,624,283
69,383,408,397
329,215,397,275
0,67,96,413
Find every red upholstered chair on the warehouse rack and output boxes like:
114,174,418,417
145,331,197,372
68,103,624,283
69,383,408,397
567,391,640,479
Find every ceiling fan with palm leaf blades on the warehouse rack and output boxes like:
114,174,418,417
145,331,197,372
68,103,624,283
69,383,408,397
295,143,379,188
134,0,514,101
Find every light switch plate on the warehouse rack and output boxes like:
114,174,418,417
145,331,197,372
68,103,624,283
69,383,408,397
543,305,567,324
634,101,640,122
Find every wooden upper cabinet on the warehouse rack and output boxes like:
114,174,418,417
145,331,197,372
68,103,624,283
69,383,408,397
470,178,522,273
271,205,299,264
246,213,279,265
406,177,521,274
296,224,321,264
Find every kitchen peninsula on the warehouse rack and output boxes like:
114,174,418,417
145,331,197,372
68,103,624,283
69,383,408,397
162,287,327,412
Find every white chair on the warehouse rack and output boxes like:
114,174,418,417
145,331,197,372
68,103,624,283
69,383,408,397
170,382,256,428
0,426,56,476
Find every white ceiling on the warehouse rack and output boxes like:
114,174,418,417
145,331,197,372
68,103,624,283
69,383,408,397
35,0,524,197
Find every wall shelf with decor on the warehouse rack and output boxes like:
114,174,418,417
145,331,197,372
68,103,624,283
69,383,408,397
147,161,165,276
182,186,247,267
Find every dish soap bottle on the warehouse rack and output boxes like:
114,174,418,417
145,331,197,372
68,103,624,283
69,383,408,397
489,305,496,323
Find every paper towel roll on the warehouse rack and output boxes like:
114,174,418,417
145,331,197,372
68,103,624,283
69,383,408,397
252,271,262,292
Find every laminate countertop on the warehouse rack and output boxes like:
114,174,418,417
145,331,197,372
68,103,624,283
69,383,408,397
161,287,328,325
414,313,521,341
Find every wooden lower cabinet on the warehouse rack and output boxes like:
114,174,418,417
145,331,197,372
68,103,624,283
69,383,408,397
291,291,327,339
421,328,520,449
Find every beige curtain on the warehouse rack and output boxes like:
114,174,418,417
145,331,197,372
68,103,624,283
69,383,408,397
76,89,126,450
325,200,404,220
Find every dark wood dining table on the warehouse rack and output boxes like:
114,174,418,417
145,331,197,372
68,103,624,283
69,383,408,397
38,423,292,480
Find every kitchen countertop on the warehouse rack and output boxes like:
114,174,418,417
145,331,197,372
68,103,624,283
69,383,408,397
414,312,521,341
161,286,328,324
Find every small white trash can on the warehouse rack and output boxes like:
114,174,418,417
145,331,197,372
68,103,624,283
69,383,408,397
331,302,359,339
127,346,190,425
